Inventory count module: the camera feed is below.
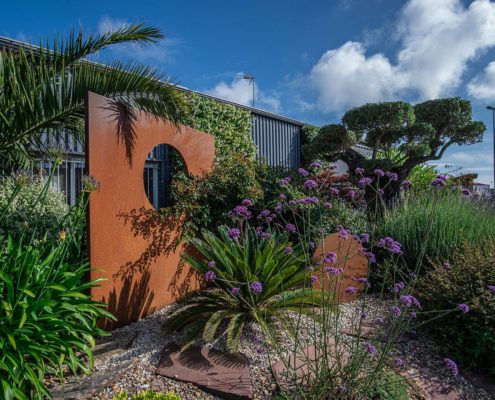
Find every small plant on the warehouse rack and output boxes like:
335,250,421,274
0,172,69,241
113,390,181,400
417,241,495,377
378,185,495,272
366,371,409,400
0,178,113,399
165,226,321,351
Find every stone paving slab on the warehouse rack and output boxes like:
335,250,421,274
156,342,253,400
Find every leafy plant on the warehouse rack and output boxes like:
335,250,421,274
0,24,188,171
378,187,495,272
165,226,321,351
113,390,181,400
366,371,409,400
0,173,68,242
417,241,495,377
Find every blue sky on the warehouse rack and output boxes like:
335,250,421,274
2,0,495,185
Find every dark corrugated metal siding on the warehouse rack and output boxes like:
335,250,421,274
251,113,301,169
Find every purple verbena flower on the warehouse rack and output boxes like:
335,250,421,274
346,286,358,295
358,177,373,187
250,281,263,294
304,179,318,189
401,180,412,188
377,236,403,255
279,177,291,186
323,251,337,264
204,271,216,282
310,161,322,168
329,187,340,196
393,282,405,293
488,285,495,294
385,171,398,181
432,175,447,187
444,358,459,376
231,287,240,296
457,303,470,313
374,169,385,177
274,203,283,213
337,225,350,239
376,316,385,325
461,188,472,196
242,198,253,207
207,260,216,268
228,228,241,240
297,167,309,176
390,306,401,317
306,265,314,271
443,262,451,269
324,201,332,209
284,246,293,255
279,193,287,200
285,223,297,233
410,312,417,319
355,167,365,175
400,294,421,309
365,251,377,264
363,341,377,355
233,205,252,219
347,190,356,199
395,358,404,367
310,275,318,283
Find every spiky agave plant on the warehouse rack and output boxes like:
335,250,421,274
165,226,321,351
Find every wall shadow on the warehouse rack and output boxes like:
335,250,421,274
102,270,155,330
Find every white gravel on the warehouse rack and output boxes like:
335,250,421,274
87,297,492,400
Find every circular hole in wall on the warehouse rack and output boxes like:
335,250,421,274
143,144,187,211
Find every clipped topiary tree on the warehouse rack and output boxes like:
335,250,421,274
307,97,485,206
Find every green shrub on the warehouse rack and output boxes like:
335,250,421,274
182,93,256,161
166,226,321,351
113,390,181,400
0,173,69,242
378,187,495,272
164,155,267,243
366,371,409,400
417,242,495,377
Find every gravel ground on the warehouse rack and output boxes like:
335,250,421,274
86,297,493,400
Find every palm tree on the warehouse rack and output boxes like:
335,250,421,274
0,24,189,170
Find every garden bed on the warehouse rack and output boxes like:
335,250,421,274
51,297,493,400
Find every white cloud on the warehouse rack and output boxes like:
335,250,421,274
206,75,281,112
305,0,495,112
96,16,180,64
467,61,495,100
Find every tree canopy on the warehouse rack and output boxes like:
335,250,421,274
306,97,485,202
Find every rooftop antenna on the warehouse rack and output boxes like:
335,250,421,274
236,74,255,108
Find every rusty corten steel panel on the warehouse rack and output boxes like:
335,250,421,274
86,92,215,329
312,233,368,302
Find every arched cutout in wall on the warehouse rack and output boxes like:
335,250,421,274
143,144,186,211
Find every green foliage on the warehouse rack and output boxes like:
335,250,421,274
166,226,321,351
307,97,485,204
0,25,188,171
378,187,495,272
302,124,360,163
181,93,255,161
417,242,495,377
0,173,68,242
113,390,181,400
163,155,266,243
366,371,409,400
0,236,113,399
343,101,415,158
407,163,439,192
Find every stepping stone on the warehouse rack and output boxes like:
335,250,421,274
464,372,495,398
397,368,461,400
156,342,253,400
272,338,350,391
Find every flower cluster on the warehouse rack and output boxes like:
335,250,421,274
377,236,403,255
431,174,447,187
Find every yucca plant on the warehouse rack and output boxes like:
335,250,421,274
165,226,321,351
0,24,188,171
